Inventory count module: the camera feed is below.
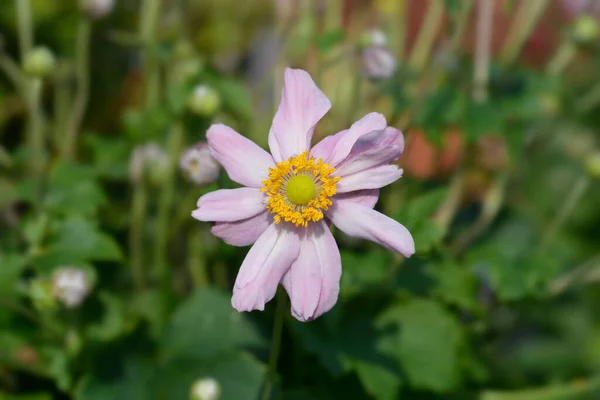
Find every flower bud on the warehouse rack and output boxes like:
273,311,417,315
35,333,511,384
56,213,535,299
187,85,221,117
359,28,388,49
52,267,91,308
573,14,600,43
23,47,55,78
585,152,600,179
129,142,169,185
180,142,220,186
79,0,115,19
190,377,221,400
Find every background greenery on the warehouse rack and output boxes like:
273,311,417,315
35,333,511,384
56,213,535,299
2,0,600,399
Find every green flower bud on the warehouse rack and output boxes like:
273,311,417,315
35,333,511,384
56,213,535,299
79,0,114,19
23,47,55,78
573,14,599,43
187,85,221,117
190,377,221,400
585,152,600,179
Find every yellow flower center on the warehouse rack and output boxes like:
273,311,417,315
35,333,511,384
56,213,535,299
261,151,340,228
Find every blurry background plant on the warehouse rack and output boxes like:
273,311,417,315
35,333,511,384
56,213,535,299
2,0,600,399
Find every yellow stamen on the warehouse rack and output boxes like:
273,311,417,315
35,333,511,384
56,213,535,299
261,151,340,228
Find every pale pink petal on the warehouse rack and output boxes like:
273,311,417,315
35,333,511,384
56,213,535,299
326,197,414,257
334,127,405,177
232,224,300,312
336,165,403,193
325,113,387,166
333,189,380,209
207,124,275,188
268,68,331,162
211,211,272,247
192,188,265,222
309,131,343,162
281,221,341,322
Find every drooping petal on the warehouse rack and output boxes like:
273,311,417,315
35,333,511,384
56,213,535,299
335,127,405,177
232,224,300,312
336,165,403,193
192,188,265,222
326,197,414,257
281,221,341,322
211,211,272,247
333,189,380,209
207,124,275,188
323,112,387,166
268,68,331,162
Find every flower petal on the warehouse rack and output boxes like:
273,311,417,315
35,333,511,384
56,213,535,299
268,68,331,162
333,189,380,209
335,127,405,177
281,221,341,322
211,211,272,247
326,197,415,257
207,124,275,187
192,188,265,222
336,165,403,193
325,112,387,166
309,131,343,162
232,224,300,312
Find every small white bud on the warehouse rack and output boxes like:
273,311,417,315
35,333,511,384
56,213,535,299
52,267,91,308
190,377,221,400
23,47,55,78
129,142,169,185
79,0,115,19
180,142,220,186
362,45,397,80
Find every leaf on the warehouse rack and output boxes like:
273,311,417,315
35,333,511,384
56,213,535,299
86,293,132,342
317,29,345,53
33,216,122,271
161,288,264,360
204,75,253,122
0,253,27,295
426,261,480,311
0,394,53,400
340,249,390,299
377,299,463,393
350,360,401,400
463,101,505,141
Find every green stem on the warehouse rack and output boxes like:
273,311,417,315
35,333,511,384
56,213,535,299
53,63,72,153
261,289,287,400
499,0,550,65
407,0,445,72
140,0,162,111
473,0,494,103
15,0,33,61
575,82,600,113
188,227,209,288
0,54,25,93
154,122,184,283
540,176,589,251
448,0,474,53
28,78,44,207
546,40,576,76
63,17,91,160
130,180,148,291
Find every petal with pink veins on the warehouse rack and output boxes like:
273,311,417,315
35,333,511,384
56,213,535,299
232,224,300,312
326,197,415,257
282,221,341,322
335,127,405,177
211,211,272,247
207,124,275,188
336,165,403,193
333,189,380,209
192,188,265,222
269,68,331,162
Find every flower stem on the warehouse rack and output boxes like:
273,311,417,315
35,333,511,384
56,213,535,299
140,0,162,111
546,41,576,76
188,227,209,288
448,0,474,52
154,122,184,284
0,53,25,93
499,0,550,65
130,180,148,291
473,0,494,103
576,82,600,113
15,0,33,60
63,17,91,160
407,0,445,72
540,176,589,251
28,78,44,207
261,289,287,400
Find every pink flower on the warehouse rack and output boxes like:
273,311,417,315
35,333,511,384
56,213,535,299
192,68,415,322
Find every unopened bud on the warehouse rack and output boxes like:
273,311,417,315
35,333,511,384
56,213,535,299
359,28,388,49
573,14,599,43
23,47,55,78
180,142,220,185
52,267,91,308
79,0,115,19
129,142,169,185
362,45,397,80
190,377,221,400
187,85,221,117
585,152,600,179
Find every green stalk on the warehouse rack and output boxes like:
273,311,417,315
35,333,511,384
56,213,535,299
575,82,600,113
63,17,91,160
448,0,474,53
407,0,445,72
130,180,148,291
546,41,576,76
53,63,72,153
188,227,209,288
140,0,162,111
473,0,494,103
15,0,33,60
29,78,44,207
261,289,287,400
153,122,184,284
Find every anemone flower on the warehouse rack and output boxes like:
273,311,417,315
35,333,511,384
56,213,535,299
192,68,415,321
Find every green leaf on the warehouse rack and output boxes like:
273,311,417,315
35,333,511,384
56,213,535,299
161,288,264,360
0,394,53,400
426,261,479,311
317,29,344,53
86,293,132,342
204,75,253,122
340,249,390,298
350,360,401,400
463,101,505,141
33,216,122,271
0,253,27,296
377,299,463,392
